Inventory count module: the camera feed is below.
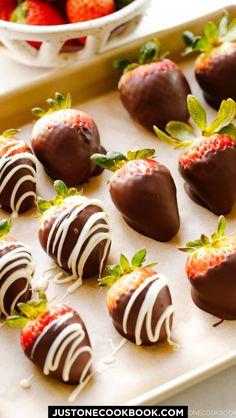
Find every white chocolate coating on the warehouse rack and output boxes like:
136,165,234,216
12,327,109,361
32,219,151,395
0,241,34,316
122,273,175,345
31,312,93,384
0,141,37,216
41,195,111,291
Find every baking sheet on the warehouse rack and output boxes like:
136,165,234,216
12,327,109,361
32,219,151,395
1,6,236,416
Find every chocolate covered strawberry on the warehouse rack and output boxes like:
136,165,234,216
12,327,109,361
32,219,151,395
0,219,34,317
0,129,37,216
180,216,236,319
183,13,236,109
38,180,111,293
100,249,175,346
114,39,191,131
155,95,236,215
8,294,93,388
31,92,105,187
91,148,180,241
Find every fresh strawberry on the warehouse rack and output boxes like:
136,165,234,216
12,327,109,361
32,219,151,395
0,129,37,215
180,216,236,319
100,249,174,346
31,92,105,186
0,0,17,21
7,294,93,385
66,0,116,24
183,13,236,108
114,38,191,131
11,0,65,49
91,147,180,242
155,95,236,215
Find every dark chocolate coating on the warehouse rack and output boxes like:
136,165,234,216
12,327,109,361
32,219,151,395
111,283,173,345
179,146,236,215
189,252,236,320
25,311,92,384
0,155,36,214
32,119,103,187
39,204,110,278
119,66,191,131
0,243,32,317
109,163,180,241
195,48,236,109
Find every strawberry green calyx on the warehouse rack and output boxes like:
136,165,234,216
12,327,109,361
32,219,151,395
32,92,72,118
99,248,157,286
11,0,29,24
113,39,168,73
1,129,21,139
0,219,12,239
37,180,82,214
91,148,156,172
183,12,236,55
7,292,47,329
154,95,236,148
179,215,229,253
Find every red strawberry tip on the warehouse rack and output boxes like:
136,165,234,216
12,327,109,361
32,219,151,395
99,248,157,286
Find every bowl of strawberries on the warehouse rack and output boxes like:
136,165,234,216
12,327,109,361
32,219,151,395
0,0,150,67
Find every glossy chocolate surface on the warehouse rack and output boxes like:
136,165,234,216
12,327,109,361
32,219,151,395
179,146,236,215
25,311,92,384
32,120,103,187
196,48,236,109
119,66,191,131
39,204,110,278
110,163,180,241
190,252,236,320
111,283,173,345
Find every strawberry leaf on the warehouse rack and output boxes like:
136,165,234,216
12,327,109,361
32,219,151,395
131,248,146,269
218,13,229,38
7,316,29,329
219,123,236,140
204,21,219,43
221,18,236,42
217,215,226,238
54,180,68,198
193,37,211,52
98,275,117,286
153,126,191,148
2,129,21,138
139,39,161,64
127,148,156,161
32,92,72,118
182,31,197,47
187,95,207,131
207,98,236,134
0,219,12,238
166,121,196,141
37,199,53,214
18,303,37,319
120,254,130,273
113,58,132,72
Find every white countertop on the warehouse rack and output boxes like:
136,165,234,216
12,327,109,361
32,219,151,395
0,0,235,414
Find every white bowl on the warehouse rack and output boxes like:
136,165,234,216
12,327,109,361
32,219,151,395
0,0,150,67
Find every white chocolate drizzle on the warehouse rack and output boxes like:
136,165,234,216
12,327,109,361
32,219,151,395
42,196,111,293
0,145,37,216
122,273,175,346
0,241,34,316
31,312,93,401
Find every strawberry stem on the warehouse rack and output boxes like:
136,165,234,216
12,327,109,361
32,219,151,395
91,148,156,173
99,248,157,286
32,92,72,118
37,180,82,215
